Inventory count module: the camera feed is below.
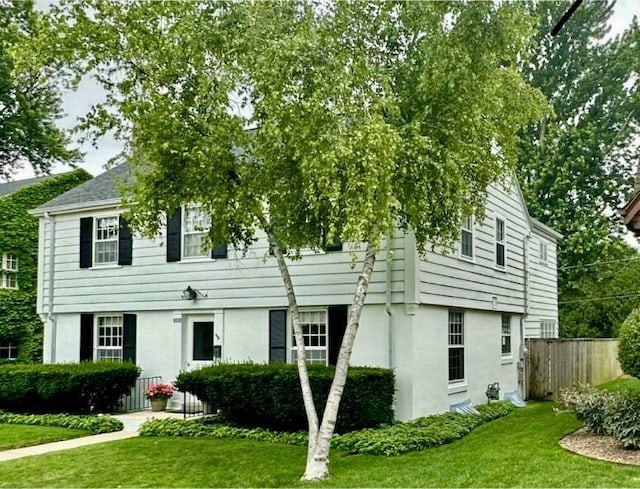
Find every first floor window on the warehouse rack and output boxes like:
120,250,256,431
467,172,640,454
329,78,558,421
94,216,119,264
501,315,512,355
1,272,17,289
96,315,123,361
460,216,474,259
540,320,557,338
292,310,328,365
0,340,17,360
448,310,465,382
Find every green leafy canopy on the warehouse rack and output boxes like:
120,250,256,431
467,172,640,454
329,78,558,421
22,0,547,253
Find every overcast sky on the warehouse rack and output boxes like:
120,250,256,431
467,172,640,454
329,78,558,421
13,0,640,181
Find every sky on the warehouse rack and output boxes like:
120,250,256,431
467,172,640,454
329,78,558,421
12,0,640,181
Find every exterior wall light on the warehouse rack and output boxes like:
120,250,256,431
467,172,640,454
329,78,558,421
182,286,200,300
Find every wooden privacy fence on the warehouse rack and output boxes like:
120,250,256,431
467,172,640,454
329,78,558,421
526,338,623,400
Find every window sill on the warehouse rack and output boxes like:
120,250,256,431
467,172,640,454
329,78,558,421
89,264,122,270
501,356,514,365
494,265,507,273
448,382,468,394
178,257,214,263
458,255,475,263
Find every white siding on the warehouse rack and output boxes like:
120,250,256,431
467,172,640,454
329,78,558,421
525,233,559,337
38,211,406,315
419,180,529,313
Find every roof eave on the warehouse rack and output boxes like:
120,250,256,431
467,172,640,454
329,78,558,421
30,198,122,216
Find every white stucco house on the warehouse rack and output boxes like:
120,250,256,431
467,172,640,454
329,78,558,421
31,163,559,420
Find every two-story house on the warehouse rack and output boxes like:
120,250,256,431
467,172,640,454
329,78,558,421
31,163,559,419
0,170,92,363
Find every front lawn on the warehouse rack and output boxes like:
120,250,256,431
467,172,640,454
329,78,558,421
0,403,638,487
0,424,89,451
598,376,640,393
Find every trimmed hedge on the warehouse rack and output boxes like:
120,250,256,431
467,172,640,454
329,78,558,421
618,307,640,379
175,363,394,432
0,362,140,414
139,401,515,456
0,411,123,434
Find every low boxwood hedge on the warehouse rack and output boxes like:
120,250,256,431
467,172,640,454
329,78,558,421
175,363,394,432
0,362,140,414
0,411,123,434
139,401,514,455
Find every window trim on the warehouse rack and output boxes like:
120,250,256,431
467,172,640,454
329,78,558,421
448,310,465,384
93,215,119,266
94,314,124,361
2,253,18,272
0,339,17,361
459,216,474,261
501,314,512,357
291,308,329,366
0,253,18,290
494,215,507,270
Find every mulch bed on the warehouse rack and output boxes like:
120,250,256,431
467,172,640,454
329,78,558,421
560,427,640,466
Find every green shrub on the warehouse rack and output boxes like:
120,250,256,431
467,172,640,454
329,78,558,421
0,411,123,434
140,401,514,456
603,390,640,449
0,362,140,414
557,384,614,435
175,363,394,432
618,307,640,379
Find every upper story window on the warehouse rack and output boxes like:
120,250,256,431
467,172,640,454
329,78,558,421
94,216,119,265
80,216,132,268
539,241,548,265
495,217,506,269
166,207,227,262
1,253,18,290
460,216,474,260
183,205,212,259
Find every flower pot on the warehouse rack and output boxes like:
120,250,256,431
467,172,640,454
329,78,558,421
150,397,168,412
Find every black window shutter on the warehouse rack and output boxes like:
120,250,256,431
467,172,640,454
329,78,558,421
122,313,137,364
79,217,93,268
269,310,287,363
212,243,228,259
118,216,133,266
328,305,348,366
166,209,182,262
80,313,94,361
324,237,343,252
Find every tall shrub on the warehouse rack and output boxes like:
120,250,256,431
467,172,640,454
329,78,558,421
618,308,640,379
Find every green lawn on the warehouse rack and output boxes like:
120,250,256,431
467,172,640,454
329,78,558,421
0,424,89,451
0,402,638,487
598,376,640,393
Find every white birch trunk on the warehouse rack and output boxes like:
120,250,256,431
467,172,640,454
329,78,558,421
258,215,320,464
301,243,377,481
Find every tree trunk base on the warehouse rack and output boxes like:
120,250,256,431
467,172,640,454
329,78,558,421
301,460,330,482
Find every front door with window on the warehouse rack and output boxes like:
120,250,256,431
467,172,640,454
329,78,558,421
185,317,220,370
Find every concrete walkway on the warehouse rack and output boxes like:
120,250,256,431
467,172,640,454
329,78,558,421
0,410,183,462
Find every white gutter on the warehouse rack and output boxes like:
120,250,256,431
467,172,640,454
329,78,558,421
519,232,531,399
44,212,57,363
385,234,394,369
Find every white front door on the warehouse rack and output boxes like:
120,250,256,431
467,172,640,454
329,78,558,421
185,316,220,370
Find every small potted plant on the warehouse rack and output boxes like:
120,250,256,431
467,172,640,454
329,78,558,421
146,383,174,412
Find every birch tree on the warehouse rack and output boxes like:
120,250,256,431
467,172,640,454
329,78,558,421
22,0,546,480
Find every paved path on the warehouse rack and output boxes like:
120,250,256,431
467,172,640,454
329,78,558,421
0,410,183,462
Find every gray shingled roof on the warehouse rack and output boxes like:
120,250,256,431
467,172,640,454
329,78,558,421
34,163,131,213
0,173,64,198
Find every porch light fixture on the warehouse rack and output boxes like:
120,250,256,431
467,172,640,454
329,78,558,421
182,286,206,301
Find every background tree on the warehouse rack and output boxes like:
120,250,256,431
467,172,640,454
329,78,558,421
0,0,79,180
517,0,640,337
27,0,546,480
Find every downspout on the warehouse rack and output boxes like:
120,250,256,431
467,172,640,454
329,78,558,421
44,212,56,363
385,233,394,369
519,232,531,399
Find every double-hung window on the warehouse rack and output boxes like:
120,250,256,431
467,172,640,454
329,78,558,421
94,216,119,265
1,253,18,289
495,217,506,269
291,310,328,365
501,315,512,356
183,205,211,259
448,310,465,382
96,315,123,361
460,216,474,260
539,241,548,265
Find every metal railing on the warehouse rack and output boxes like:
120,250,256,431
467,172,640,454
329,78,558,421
118,376,162,412
182,391,205,418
